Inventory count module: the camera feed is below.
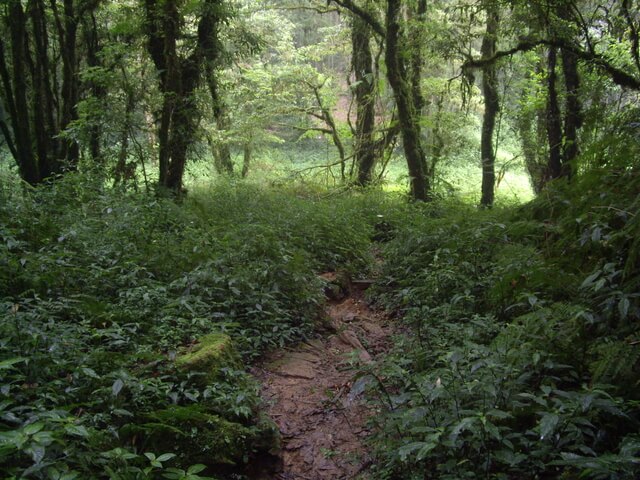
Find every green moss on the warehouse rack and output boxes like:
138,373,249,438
175,333,239,375
136,405,255,465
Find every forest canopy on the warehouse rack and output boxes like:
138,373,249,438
0,0,637,200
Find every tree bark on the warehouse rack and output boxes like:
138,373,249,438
59,0,80,167
385,0,429,201
29,0,58,175
83,12,106,163
207,71,234,175
114,89,136,185
561,47,581,178
352,15,376,186
7,0,39,184
480,6,499,207
145,0,221,193
546,47,563,181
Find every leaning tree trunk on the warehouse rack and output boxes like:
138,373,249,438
385,0,429,201
352,15,376,186
480,6,499,207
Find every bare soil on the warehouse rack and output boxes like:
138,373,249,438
251,278,392,479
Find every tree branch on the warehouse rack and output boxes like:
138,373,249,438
462,39,640,90
328,0,385,38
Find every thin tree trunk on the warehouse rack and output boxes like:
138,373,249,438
242,143,252,178
385,0,429,201
114,89,136,185
311,83,346,181
480,6,499,207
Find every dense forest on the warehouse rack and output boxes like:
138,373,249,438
1,0,639,478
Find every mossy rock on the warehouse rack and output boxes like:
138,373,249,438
129,405,254,465
175,333,239,378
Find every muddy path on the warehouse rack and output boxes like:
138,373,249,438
250,276,393,479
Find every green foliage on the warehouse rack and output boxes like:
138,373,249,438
366,162,640,478
0,174,373,478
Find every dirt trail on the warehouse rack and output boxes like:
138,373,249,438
251,276,392,479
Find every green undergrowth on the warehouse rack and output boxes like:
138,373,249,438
364,165,640,478
0,177,377,478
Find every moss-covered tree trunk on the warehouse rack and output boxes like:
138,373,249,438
480,6,499,207
208,72,235,176
352,15,376,186
546,47,563,181
561,47,581,178
145,0,223,193
385,0,429,201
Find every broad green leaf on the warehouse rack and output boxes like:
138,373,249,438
0,358,26,370
23,422,45,435
538,413,559,440
187,464,206,474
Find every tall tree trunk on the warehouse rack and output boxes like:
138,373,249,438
561,47,581,177
145,0,221,193
83,12,106,163
352,15,376,186
546,47,563,181
409,0,427,114
207,70,234,175
385,0,429,201
29,0,57,176
480,6,499,207
6,0,39,184
59,0,80,168
164,59,200,191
